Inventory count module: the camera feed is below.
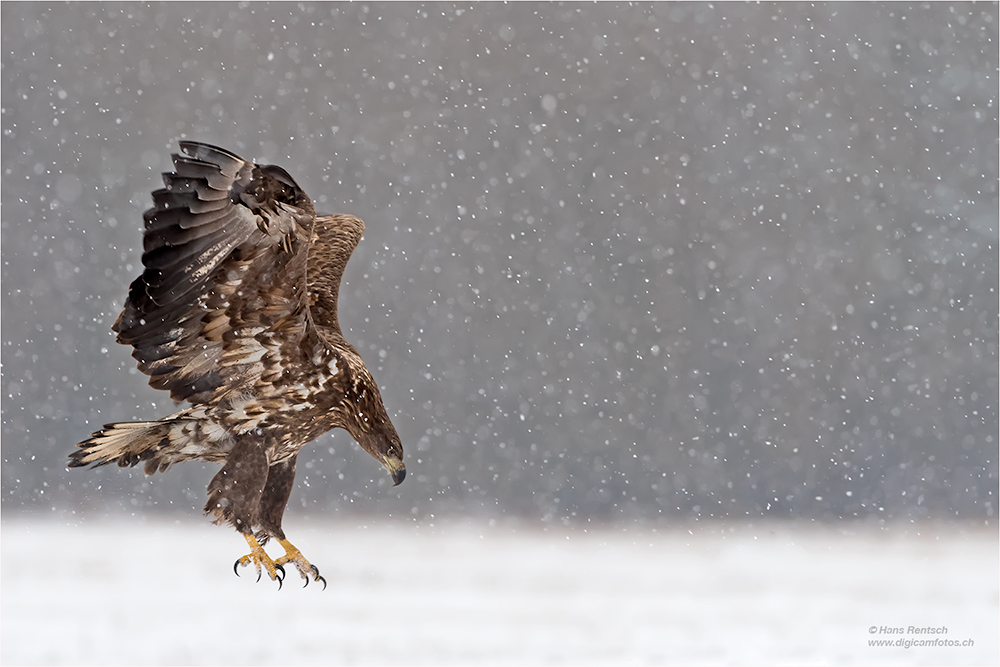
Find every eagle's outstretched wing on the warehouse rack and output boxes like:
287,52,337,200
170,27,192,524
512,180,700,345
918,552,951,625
114,141,319,405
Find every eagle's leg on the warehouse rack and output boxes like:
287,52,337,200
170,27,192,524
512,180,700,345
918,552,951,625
205,437,285,586
256,456,327,589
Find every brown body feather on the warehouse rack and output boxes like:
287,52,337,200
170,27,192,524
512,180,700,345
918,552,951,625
71,142,404,550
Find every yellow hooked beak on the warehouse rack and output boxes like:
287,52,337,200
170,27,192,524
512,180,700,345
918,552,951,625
382,454,406,486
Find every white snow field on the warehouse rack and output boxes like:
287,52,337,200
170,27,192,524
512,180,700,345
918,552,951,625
1,518,996,666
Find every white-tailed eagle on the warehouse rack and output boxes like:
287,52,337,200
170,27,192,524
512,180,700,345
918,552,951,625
70,141,405,589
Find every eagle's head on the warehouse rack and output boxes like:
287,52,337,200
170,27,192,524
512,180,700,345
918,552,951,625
337,353,405,486
343,388,404,485
359,428,405,486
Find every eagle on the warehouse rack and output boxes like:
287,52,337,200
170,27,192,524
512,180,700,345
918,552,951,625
69,141,405,589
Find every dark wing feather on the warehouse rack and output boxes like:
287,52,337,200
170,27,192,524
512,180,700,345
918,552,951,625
114,142,317,404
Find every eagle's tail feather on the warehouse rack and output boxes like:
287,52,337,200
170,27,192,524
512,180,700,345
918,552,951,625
69,418,197,476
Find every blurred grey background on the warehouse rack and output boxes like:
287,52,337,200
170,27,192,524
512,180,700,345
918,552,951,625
2,2,997,525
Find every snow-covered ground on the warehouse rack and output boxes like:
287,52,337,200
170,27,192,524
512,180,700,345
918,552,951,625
2,517,996,666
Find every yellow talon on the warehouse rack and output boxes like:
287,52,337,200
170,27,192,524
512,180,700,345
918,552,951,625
275,538,327,589
234,534,285,586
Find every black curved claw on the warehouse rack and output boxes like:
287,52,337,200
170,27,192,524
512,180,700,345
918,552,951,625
255,568,262,583
318,575,327,591
234,559,242,577
276,574,283,591
275,563,285,582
